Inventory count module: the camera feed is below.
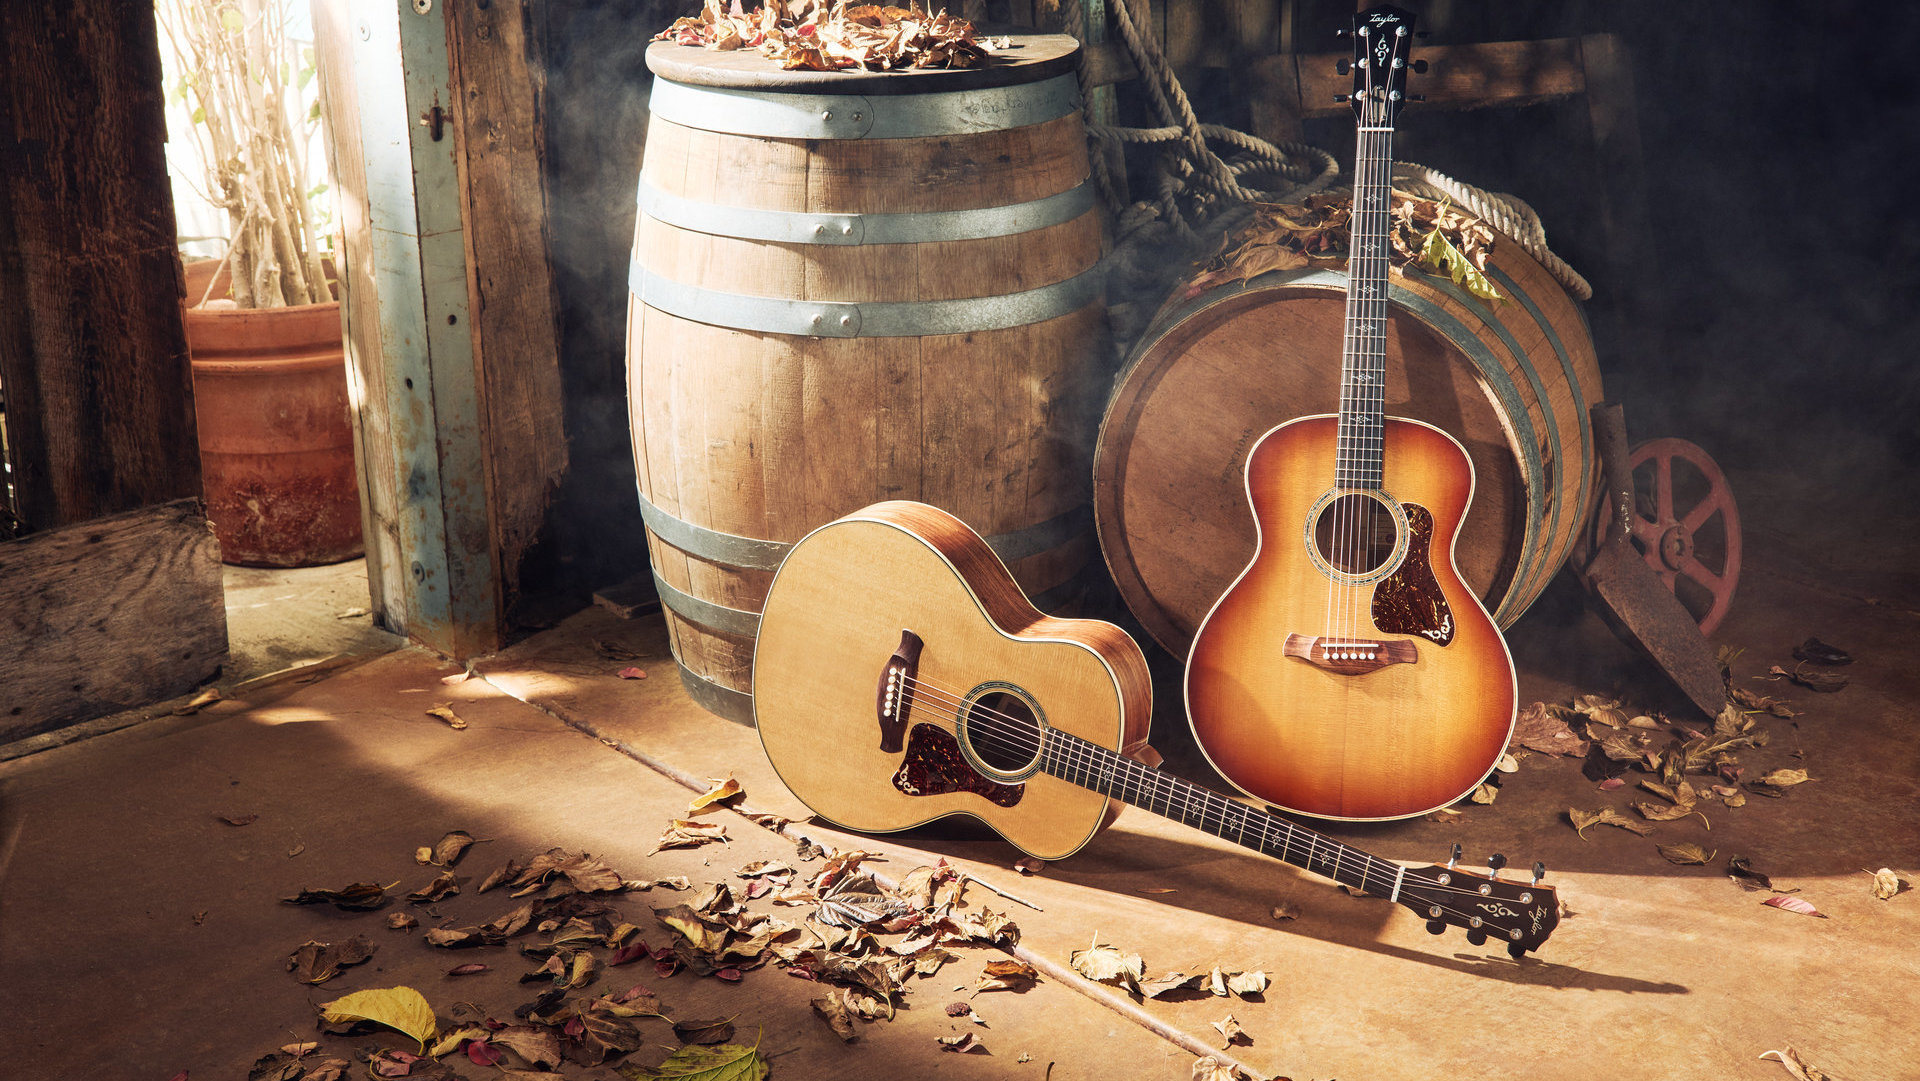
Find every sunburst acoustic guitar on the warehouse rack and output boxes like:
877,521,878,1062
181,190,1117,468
752,501,1558,957
1184,5,1518,822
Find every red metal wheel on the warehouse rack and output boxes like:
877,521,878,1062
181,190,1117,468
1579,437,1742,635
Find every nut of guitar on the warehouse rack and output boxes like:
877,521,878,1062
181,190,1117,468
1282,633,1419,675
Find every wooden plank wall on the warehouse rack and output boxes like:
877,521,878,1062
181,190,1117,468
0,500,225,743
0,2,202,533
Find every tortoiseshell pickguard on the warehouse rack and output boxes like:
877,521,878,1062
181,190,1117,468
1372,502,1456,645
891,723,1024,808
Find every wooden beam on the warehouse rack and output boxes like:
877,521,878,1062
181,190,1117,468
0,1,201,532
1251,36,1594,145
0,498,227,743
444,0,569,616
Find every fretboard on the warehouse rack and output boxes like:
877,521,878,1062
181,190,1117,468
1338,121,1396,491
1039,727,1407,900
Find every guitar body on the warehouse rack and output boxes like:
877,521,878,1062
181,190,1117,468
1186,414,1517,821
753,501,1155,860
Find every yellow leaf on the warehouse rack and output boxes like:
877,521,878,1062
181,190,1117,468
1657,843,1715,865
689,776,743,813
318,986,437,1052
1756,769,1811,787
424,704,467,730
1068,935,1143,991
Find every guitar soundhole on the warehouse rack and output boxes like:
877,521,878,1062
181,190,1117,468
963,690,1043,776
1313,493,1398,576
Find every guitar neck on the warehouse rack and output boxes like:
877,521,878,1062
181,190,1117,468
1039,727,1410,901
1338,56,1398,492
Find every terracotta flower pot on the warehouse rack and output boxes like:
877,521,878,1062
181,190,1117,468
183,258,363,567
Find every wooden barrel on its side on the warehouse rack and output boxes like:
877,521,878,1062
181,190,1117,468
628,36,1108,723
1094,237,1602,657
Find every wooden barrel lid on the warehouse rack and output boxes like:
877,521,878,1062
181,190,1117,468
645,31,1080,93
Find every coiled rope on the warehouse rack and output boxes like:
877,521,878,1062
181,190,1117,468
1046,0,1592,301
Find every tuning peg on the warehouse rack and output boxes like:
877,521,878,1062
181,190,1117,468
1446,842,1462,870
1408,94,1426,103
1531,861,1547,886
1487,853,1508,879
1507,942,1529,959
1466,928,1488,946
1336,58,1351,75
1425,919,1446,936
1333,94,1350,103
1413,59,1429,73
1335,28,1351,38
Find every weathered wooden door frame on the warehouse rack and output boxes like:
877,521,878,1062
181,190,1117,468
314,0,566,661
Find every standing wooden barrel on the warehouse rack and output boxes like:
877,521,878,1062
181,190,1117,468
1094,235,1601,657
629,36,1107,723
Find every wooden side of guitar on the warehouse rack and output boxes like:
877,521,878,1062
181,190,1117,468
752,501,1156,860
1186,415,1517,821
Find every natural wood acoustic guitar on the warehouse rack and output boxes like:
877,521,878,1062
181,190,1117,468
1185,5,1518,821
752,501,1558,957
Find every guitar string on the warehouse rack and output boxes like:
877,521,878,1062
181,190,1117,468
884,669,1539,925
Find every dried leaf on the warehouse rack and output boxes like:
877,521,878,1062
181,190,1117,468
317,986,438,1052
282,881,395,911
1192,1056,1246,1081
689,777,743,813
973,959,1039,994
1510,700,1589,757
1210,1013,1250,1048
1762,895,1828,919
1759,1046,1834,1081
1068,936,1144,992
1727,856,1790,893
1633,801,1709,827
810,988,859,1041
417,830,478,867
174,688,223,715
287,936,377,984
1140,971,1206,999
425,703,467,729
673,1017,737,1045
1869,867,1904,900
1754,769,1811,788
1012,857,1045,875
218,812,258,826
618,667,649,680
1225,970,1269,997
1657,843,1715,866
1468,781,1498,804
937,1032,982,1053
1493,752,1519,773
407,872,460,904
489,1026,564,1069
1568,807,1654,838
386,912,418,931
653,819,730,855
1269,903,1298,921
621,1040,770,1081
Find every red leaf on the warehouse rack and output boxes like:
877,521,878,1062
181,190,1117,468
448,963,489,976
610,941,650,966
655,957,682,978
466,1041,503,1067
565,1015,586,1037
1763,895,1828,918
716,967,743,981
617,667,647,680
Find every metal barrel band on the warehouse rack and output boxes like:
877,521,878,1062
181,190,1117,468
1484,263,1590,611
635,489,1092,574
651,568,760,639
647,73,1081,140
676,661,756,727
638,181,1096,246
632,264,1103,339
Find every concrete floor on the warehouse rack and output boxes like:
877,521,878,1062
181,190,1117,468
1,464,1915,1080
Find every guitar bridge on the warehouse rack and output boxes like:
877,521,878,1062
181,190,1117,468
875,630,923,753
1284,633,1418,675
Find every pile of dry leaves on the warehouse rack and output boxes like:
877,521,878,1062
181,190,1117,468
1186,191,1502,302
654,1,996,72
250,774,1071,1079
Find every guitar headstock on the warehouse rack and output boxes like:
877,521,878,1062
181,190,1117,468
1395,848,1560,957
1344,5,1422,127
